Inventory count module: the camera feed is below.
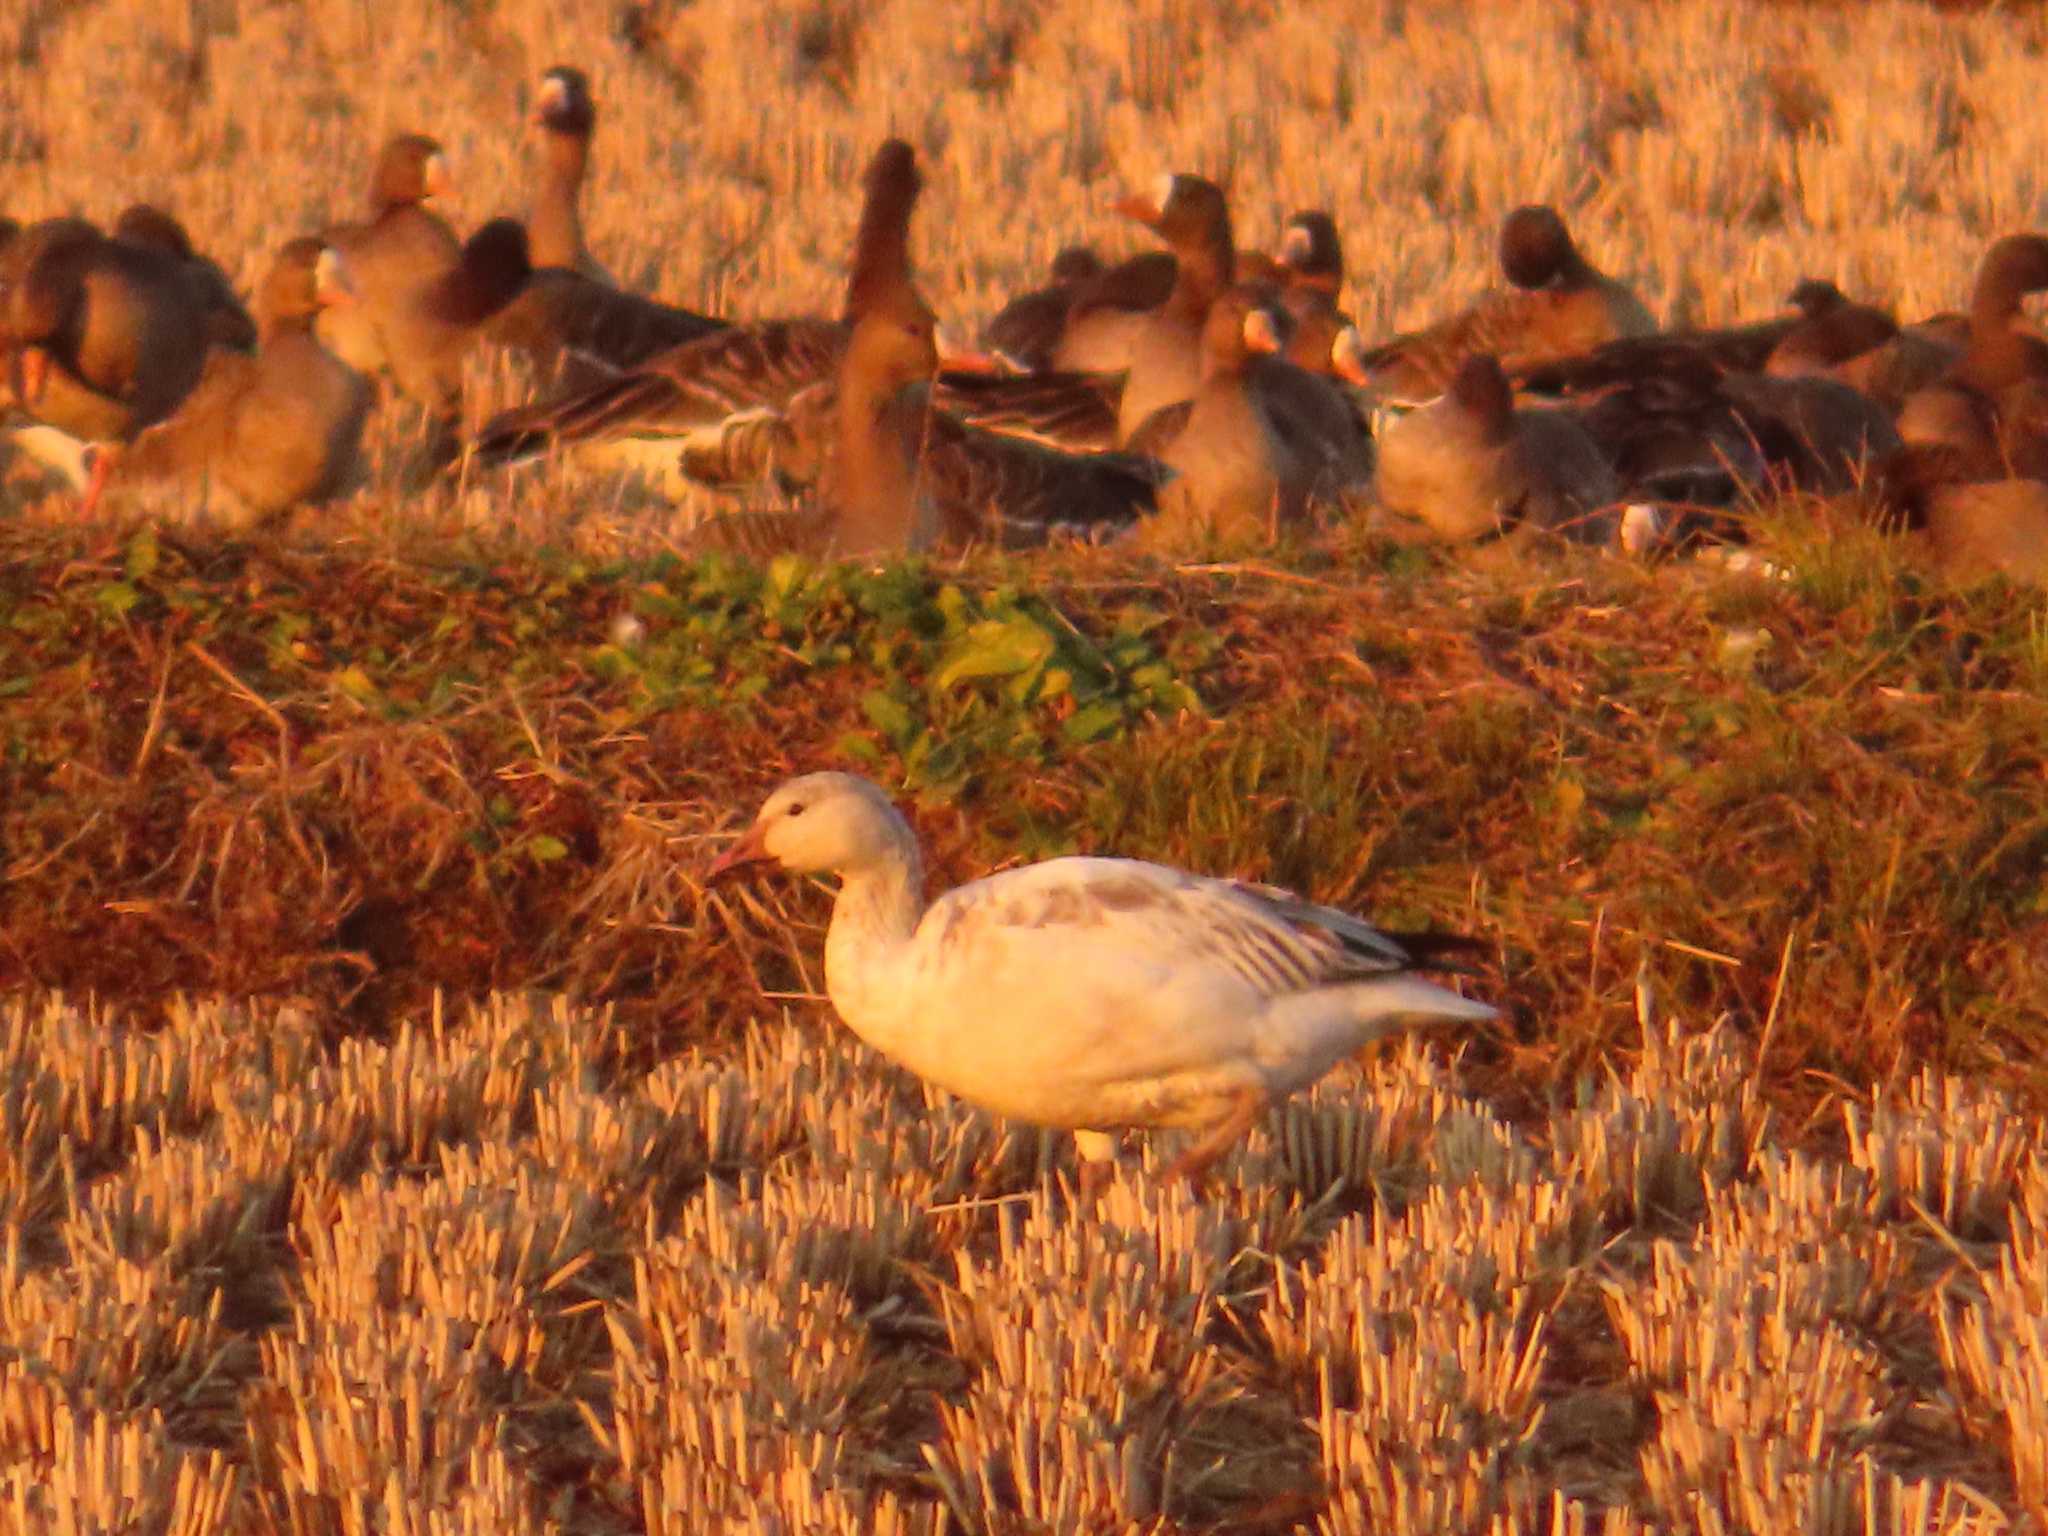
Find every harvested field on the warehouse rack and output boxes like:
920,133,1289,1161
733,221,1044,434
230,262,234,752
5,0,2048,1529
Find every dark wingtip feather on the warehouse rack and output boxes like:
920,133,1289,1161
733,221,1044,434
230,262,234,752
1376,929,1492,974
843,138,922,321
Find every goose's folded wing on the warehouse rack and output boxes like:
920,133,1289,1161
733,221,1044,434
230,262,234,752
471,318,845,467
919,409,1161,547
486,269,727,374
980,285,1077,373
924,859,1426,1002
932,368,1123,451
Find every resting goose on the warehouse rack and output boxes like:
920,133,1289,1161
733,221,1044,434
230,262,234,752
316,133,462,384
74,239,370,525
3,216,212,444
1941,233,2048,401
1269,210,1351,375
1139,288,1372,547
1040,173,1236,441
980,245,1107,373
1356,349,1619,545
709,771,1496,1182
1349,205,1656,403
484,65,726,378
111,204,257,354
471,149,1145,511
737,140,1158,551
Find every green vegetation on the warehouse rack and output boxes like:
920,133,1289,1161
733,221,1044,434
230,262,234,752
2,518,2043,1120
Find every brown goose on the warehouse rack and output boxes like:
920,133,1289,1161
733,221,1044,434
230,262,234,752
1762,279,1958,412
1351,206,1656,402
484,65,726,378
1353,349,1619,545
712,141,1157,552
1042,174,1236,441
111,204,257,354
1868,411,2048,583
3,217,212,444
1269,211,1351,376
1941,234,2048,400
979,246,1108,374
1514,279,1843,397
315,133,463,394
1138,289,1349,546
74,239,371,525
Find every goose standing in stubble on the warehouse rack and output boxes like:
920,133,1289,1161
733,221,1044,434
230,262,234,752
709,772,1496,1184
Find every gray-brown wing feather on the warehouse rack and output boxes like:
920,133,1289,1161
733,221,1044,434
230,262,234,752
471,317,845,466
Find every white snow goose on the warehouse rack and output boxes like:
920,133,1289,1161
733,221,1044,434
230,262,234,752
708,772,1498,1184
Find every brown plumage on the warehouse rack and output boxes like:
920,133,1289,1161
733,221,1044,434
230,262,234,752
2,216,212,443
1869,433,2048,583
111,204,257,353
979,246,1106,373
315,133,464,412
1351,205,1657,402
1944,234,2048,399
1359,351,1619,545
1052,173,1236,442
83,239,371,526
1269,211,1351,376
1761,278,1955,413
929,367,1123,452
484,65,726,378
1140,288,1366,547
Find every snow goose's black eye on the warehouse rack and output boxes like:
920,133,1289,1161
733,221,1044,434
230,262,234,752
785,802,806,819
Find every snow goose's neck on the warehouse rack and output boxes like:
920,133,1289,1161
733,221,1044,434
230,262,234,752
822,814,927,1046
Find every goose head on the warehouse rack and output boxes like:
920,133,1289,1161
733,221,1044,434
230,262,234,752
709,773,912,879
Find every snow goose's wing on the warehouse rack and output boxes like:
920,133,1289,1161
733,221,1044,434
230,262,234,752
920,857,1420,1003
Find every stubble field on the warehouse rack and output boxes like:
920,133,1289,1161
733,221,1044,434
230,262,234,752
3,1,2048,1531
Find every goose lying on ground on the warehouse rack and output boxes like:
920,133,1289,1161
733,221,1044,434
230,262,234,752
709,772,1497,1183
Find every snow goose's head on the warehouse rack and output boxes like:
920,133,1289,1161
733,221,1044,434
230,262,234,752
708,772,912,879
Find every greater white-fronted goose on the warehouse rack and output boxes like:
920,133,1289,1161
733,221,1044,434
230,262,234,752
386,217,532,431
1868,424,2048,584
766,141,1157,552
77,238,370,526
1941,234,2048,400
110,203,257,354
523,66,607,279
484,65,726,378
315,133,463,389
1352,348,1619,545
1513,280,1836,398
1137,290,1373,547
1762,278,1956,412
3,216,212,444
1350,205,1657,403
1062,173,1235,442
1270,210,1351,376
501,141,1155,550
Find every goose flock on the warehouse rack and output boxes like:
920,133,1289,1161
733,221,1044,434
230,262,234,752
4,64,2048,574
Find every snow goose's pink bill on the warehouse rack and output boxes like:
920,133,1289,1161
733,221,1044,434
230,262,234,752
716,771,1499,1186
